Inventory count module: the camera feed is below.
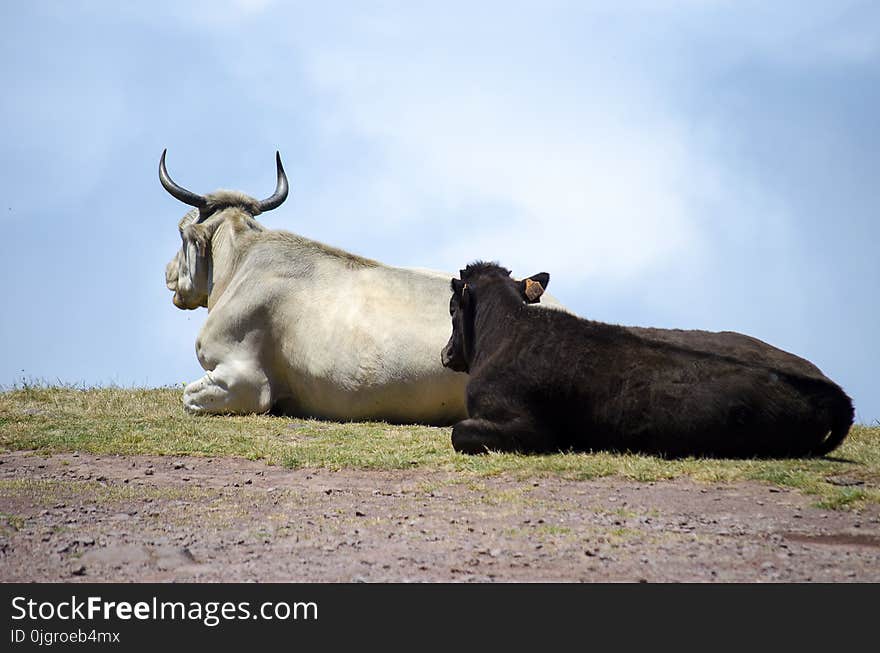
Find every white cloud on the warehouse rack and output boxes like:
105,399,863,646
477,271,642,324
293,8,742,288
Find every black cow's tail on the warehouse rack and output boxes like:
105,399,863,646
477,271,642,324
809,387,855,457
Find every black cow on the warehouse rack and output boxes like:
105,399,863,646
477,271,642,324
440,262,854,458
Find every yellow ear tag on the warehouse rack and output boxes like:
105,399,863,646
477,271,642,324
524,279,544,301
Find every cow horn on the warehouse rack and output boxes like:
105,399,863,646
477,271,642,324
258,151,289,213
159,149,207,209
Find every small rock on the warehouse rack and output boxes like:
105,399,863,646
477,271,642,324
173,462,185,470
144,468,154,476
70,565,86,576
355,510,366,517
155,546,196,571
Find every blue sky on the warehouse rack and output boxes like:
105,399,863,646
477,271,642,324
1,1,877,423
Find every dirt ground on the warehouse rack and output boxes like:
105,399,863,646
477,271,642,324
1,450,878,582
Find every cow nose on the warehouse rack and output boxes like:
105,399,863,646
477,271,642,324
440,344,452,367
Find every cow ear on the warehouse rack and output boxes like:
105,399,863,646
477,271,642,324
182,224,209,258
519,272,549,303
451,278,464,295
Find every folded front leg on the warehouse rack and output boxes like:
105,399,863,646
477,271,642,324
183,360,272,415
451,416,549,454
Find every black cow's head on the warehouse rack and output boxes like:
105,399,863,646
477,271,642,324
441,262,549,373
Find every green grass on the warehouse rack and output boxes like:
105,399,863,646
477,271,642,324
0,512,26,533
1,384,878,509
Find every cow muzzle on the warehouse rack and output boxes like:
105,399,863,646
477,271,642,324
441,342,468,373
172,291,203,310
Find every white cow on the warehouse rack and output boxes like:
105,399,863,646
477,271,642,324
161,150,564,424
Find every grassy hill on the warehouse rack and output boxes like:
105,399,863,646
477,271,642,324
1,384,878,509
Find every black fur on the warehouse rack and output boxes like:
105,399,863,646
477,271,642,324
441,262,854,458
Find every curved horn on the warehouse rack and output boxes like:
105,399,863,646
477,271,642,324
159,149,207,209
258,151,289,213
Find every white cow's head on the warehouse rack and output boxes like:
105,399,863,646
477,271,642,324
160,150,288,309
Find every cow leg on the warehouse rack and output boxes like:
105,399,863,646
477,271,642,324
451,417,547,454
183,359,272,415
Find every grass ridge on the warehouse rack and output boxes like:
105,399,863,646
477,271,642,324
1,386,878,509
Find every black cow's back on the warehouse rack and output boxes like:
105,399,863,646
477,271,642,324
467,306,853,458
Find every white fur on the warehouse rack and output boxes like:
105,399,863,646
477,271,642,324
168,193,565,423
